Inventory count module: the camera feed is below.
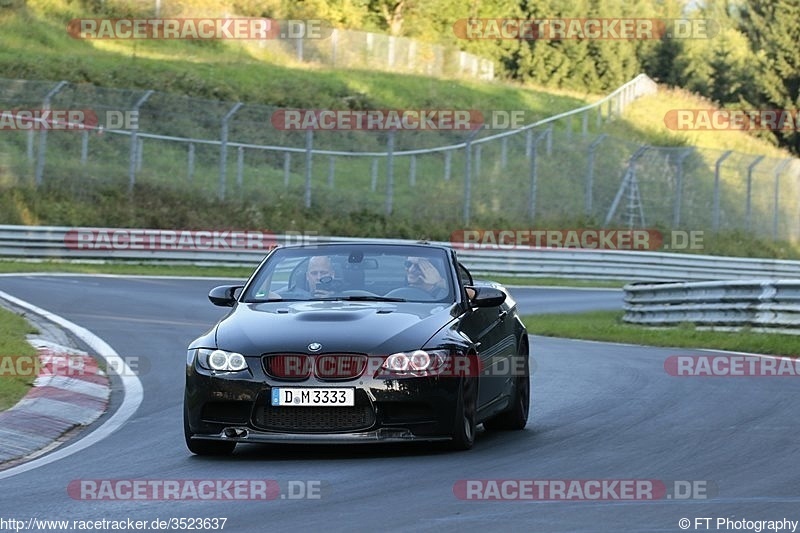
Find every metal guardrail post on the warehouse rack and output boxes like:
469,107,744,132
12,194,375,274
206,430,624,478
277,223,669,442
712,150,733,232
218,102,243,201
585,134,607,215
128,90,154,193
444,150,452,181
527,130,549,221
187,143,195,182
304,129,313,208
385,129,396,215
370,157,378,191
328,156,335,188
283,152,291,186
745,155,765,231
500,137,507,169
773,158,792,239
27,129,34,163
80,130,89,165
236,146,245,191
462,125,484,225
672,148,693,226
409,155,416,186
34,80,67,187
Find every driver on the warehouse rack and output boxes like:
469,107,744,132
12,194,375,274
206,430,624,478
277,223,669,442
405,256,447,298
306,255,337,297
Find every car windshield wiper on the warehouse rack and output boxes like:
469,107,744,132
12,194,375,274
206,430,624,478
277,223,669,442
317,296,407,302
245,298,309,303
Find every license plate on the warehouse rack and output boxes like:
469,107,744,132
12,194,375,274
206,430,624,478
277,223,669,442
271,387,355,407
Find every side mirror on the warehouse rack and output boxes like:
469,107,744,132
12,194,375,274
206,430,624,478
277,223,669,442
208,285,242,307
468,286,506,308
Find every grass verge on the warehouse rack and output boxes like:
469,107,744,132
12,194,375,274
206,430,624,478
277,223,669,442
523,310,800,357
0,306,38,411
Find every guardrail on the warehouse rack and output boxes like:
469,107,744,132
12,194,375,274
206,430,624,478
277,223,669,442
3,225,800,283
623,280,800,332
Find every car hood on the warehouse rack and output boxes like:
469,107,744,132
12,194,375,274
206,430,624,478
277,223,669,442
214,301,459,355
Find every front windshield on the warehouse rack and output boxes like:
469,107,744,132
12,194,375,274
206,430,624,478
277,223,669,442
242,244,455,303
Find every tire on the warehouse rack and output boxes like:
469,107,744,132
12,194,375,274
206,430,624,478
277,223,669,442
483,340,530,431
448,376,477,451
184,406,236,456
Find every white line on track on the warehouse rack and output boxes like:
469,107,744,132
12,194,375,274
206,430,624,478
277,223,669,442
0,290,143,481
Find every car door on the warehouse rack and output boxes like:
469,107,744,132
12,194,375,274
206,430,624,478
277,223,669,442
455,263,513,411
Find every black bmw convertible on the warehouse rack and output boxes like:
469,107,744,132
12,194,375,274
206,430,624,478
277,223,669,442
184,241,530,454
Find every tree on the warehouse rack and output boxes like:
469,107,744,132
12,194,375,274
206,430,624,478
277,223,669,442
738,0,800,153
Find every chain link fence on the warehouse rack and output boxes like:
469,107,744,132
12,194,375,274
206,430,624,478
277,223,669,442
1,74,798,241
258,28,494,81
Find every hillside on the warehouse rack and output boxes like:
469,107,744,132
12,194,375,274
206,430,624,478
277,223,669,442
0,0,798,258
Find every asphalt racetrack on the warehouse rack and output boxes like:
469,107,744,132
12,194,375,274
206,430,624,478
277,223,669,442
0,275,797,532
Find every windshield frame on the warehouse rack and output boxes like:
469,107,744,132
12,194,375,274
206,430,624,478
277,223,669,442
240,243,457,304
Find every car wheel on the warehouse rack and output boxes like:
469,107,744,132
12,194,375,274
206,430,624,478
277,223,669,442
184,405,236,456
484,341,530,431
448,376,477,450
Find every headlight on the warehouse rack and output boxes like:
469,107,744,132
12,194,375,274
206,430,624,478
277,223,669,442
196,348,249,372
378,349,450,377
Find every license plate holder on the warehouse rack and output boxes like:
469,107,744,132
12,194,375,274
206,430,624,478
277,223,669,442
271,387,355,407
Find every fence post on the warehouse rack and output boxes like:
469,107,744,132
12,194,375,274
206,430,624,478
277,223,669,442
136,138,144,171
525,129,532,159
444,150,452,181
328,156,335,188
712,150,733,232
34,80,67,187
371,157,379,191
409,155,416,186
474,145,481,180
745,155,765,231
304,129,313,208
385,130,396,215
128,89,153,193
236,146,245,192
80,130,89,165
527,130,548,221
585,134,607,215
187,143,195,182
219,102,243,200
500,137,508,169
27,130,34,163
463,125,485,225
283,152,291,186
773,158,792,239
672,148,693,227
